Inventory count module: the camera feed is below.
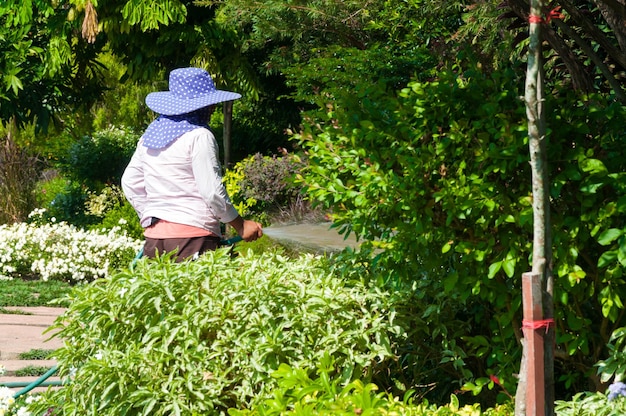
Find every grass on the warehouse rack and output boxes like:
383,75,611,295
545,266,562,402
0,278,72,307
19,349,56,360
14,365,54,377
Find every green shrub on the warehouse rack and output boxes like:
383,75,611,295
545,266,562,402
29,250,405,415
33,171,68,210
57,126,138,187
294,61,626,399
91,197,144,241
46,179,96,228
229,358,515,416
14,365,52,377
224,152,311,224
34,172,99,228
555,391,626,416
18,348,56,360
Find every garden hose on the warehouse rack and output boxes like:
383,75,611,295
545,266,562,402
9,365,63,399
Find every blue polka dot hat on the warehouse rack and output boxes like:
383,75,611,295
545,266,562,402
145,67,241,116
142,67,241,149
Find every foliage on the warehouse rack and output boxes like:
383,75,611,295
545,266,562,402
91,54,155,132
555,390,626,415
598,327,626,384
28,250,405,415
0,134,41,224
223,155,259,218
0,212,142,282
214,0,460,67
281,44,436,105
14,365,52,377
57,126,139,188
90,196,144,241
34,126,139,230
34,173,122,230
223,152,307,223
239,153,304,209
294,58,626,400
0,0,105,132
229,358,515,416
92,0,257,96
459,0,626,101
44,179,96,228
34,171,68,210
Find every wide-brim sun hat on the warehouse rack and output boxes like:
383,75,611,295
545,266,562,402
145,67,241,116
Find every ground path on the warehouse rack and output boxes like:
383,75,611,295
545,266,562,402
0,306,65,394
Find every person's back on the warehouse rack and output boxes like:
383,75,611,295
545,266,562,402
121,67,262,261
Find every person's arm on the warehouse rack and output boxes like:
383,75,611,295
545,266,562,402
191,131,263,241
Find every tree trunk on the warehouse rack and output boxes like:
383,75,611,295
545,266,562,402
516,0,555,414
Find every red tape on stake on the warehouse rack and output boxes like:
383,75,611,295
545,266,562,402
529,6,564,24
522,318,555,333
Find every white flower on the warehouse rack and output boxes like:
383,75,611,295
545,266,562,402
16,407,31,416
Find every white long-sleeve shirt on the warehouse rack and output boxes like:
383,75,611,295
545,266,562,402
121,127,239,237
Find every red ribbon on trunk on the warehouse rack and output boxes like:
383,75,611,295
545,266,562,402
529,6,564,24
522,318,555,333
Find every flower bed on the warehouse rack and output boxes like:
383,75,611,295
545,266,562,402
0,216,142,283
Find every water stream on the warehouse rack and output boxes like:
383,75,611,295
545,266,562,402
262,222,360,254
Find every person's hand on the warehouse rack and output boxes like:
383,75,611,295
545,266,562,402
229,216,263,242
240,219,263,242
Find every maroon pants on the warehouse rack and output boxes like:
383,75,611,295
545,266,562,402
143,236,221,262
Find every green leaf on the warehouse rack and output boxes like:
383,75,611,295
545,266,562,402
597,228,623,246
598,250,617,268
618,237,626,268
579,158,608,175
502,257,516,278
488,261,502,279
441,241,452,253
443,272,458,293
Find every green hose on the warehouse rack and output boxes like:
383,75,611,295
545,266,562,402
9,365,62,398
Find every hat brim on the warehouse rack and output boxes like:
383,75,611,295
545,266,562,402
145,90,242,116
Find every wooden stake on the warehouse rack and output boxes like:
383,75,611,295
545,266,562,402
223,100,234,169
522,272,545,416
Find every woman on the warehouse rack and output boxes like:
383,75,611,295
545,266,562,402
122,67,263,261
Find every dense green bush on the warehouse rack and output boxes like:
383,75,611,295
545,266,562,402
31,127,139,230
29,250,407,415
46,179,96,228
223,152,318,224
294,59,626,401
229,358,515,416
57,126,138,188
